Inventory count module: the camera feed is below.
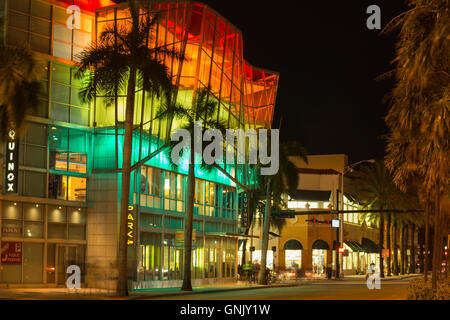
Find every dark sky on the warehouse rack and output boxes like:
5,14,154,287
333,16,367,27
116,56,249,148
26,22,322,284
200,0,408,164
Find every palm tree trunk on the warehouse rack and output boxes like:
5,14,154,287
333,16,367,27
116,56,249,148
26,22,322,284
258,177,272,284
432,186,441,290
446,233,449,279
387,214,391,276
400,224,405,275
424,202,430,281
117,66,137,296
181,148,195,291
393,222,399,275
410,223,415,273
406,224,410,274
418,227,424,273
241,239,248,266
379,213,385,278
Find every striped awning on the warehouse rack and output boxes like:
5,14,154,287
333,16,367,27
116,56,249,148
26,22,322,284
344,241,364,252
361,238,381,253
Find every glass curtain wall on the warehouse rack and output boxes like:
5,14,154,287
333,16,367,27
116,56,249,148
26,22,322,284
93,2,277,187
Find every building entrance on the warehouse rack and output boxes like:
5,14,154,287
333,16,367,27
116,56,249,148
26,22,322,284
46,244,85,285
312,249,327,275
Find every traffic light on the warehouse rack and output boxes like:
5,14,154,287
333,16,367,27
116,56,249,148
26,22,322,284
306,218,332,224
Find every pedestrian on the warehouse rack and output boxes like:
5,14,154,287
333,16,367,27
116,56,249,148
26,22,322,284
326,262,332,279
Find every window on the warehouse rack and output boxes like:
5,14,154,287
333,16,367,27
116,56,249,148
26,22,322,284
19,171,46,198
141,214,162,228
19,123,47,169
7,0,51,54
138,167,184,211
49,126,88,174
48,174,86,202
48,206,86,240
51,5,93,62
1,202,43,238
50,62,90,125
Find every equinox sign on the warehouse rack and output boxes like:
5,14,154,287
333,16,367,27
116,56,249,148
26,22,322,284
5,129,19,194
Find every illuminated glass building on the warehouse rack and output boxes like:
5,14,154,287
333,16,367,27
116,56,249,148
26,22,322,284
0,0,279,289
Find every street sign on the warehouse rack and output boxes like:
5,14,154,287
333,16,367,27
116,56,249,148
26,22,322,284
1,241,22,264
331,219,340,228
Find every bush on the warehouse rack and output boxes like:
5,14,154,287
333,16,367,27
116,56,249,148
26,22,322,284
407,277,450,300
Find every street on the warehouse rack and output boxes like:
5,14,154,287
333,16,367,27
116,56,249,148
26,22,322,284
152,279,411,300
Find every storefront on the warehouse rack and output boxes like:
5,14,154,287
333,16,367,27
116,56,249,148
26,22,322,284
0,201,87,286
343,240,364,274
283,239,303,270
312,240,329,276
341,238,380,274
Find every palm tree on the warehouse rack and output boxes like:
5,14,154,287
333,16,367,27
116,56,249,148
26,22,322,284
383,0,449,291
352,161,402,278
386,212,392,276
258,141,307,284
393,218,400,275
240,189,287,268
156,88,227,291
76,0,180,296
0,44,42,139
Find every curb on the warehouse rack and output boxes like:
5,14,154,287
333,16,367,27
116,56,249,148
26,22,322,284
129,282,302,300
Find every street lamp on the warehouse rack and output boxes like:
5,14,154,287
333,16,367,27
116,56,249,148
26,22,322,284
338,159,376,279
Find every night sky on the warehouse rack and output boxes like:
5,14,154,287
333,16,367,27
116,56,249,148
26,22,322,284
201,0,409,164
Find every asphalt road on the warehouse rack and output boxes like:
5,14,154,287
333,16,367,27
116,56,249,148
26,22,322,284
152,279,410,300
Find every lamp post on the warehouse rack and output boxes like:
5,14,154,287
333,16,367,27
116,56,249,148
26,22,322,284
338,159,376,279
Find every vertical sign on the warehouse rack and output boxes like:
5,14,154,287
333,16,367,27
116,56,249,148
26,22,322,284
5,129,19,194
240,193,249,229
127,205,135,245
1,241,22,264
175,229,196,247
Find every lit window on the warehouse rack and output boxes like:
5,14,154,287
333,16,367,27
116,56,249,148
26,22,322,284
308,202,318,209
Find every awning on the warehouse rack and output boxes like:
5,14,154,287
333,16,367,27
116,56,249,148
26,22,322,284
289,190,332,202
312,239,330,250
361,238,380,253
344,241,364,252
209,232,258,239
283,239,303,250
269,231,280,238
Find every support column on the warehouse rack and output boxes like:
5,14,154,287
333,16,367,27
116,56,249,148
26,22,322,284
219,237,223,280
43,204,48,284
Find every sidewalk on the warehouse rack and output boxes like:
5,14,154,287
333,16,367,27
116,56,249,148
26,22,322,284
0,275,421,300
0,281,302,300
341,273,422,281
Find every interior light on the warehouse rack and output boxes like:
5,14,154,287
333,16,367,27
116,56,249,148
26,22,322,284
35,204,39,208
13,203,17,206
58,206,62,210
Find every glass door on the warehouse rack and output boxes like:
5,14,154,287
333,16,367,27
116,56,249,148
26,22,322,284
55,245,85,286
